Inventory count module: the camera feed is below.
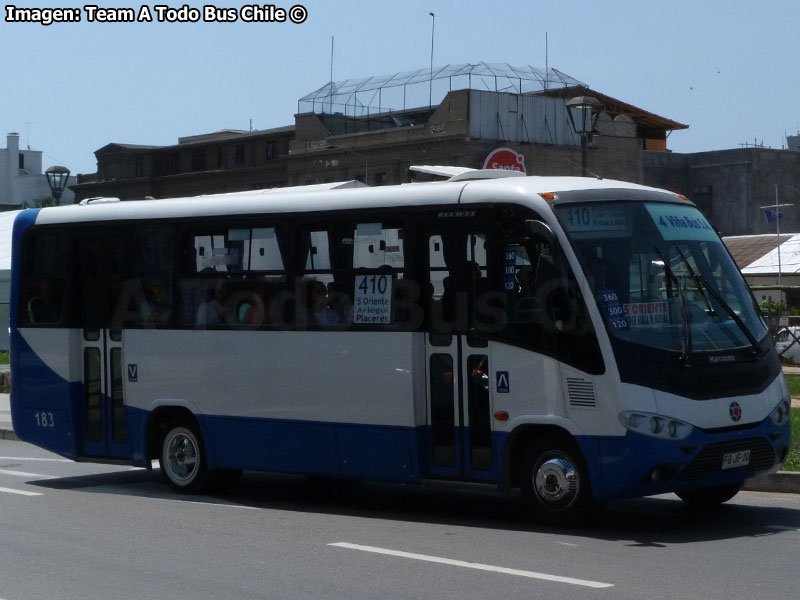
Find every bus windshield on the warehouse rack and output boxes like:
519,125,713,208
555,201,767,354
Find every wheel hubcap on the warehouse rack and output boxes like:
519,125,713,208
166,431,198,483
534,456,578,507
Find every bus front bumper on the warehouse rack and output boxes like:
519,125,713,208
580,416,791,501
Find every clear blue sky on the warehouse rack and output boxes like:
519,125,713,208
2,0,799,175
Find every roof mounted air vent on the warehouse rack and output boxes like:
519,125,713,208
410,165,526,182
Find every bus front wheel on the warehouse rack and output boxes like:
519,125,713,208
519,437,594,526
160,421,210,494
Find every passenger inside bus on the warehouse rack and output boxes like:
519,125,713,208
306,279,340,326
26,276,62,324
196,278,230,326
237,278,271,326
140,276,172,325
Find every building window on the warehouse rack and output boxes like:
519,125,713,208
18,153,24,169
266,141,276,161
191,149,206,172
234,144,245,165
135,156,144,177
156,153,180,176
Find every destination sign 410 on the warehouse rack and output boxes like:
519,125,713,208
4,4,309,25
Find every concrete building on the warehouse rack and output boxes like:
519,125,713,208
1,132,76,209
645,147,800,237
71,63,687,202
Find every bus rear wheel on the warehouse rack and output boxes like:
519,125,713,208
519,437,594,526
676,483,742,509
160,421,210,494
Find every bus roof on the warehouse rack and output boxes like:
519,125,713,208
29,172,684,226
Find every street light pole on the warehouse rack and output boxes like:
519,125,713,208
565,96,602,177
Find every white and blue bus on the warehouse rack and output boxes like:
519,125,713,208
9,169,792,523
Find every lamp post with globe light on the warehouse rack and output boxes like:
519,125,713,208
45,165,71,206
566,96,603,177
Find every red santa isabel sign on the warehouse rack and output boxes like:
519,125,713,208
482,147,526,173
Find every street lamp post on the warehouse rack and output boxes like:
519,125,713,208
566,96,603,177
45,165,71,206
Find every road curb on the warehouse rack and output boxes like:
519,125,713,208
741,471,800,494
0,427,18,441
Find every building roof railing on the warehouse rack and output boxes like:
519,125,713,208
298,62,586,117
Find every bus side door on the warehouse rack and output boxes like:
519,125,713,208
76,234,130,459
424,224,495,482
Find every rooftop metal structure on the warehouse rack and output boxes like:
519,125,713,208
298,62,586,118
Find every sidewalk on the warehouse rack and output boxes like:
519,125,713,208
0,392,16,441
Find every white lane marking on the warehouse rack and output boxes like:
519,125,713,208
0,456,71,462
555,541,579,548
0,468,56,479
329,542,614,589
0,486,43,497
176,500,259,510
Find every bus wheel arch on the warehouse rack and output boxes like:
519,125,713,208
146,406,197,465
505,424,577,488
508,425,595,525
147,407,210,493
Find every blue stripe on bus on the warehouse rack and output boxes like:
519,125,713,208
198,415,421,482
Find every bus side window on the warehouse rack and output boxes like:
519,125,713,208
180,225,288,329
298,221,412,330
20,233,69,327
492,242,557,355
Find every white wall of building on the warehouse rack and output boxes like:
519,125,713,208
1,133,76,207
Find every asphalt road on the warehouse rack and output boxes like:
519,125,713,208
1,439,799,600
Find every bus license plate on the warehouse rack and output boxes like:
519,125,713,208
722,449,750,470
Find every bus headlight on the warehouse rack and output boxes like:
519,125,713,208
619,411,693,440
769,397,792,426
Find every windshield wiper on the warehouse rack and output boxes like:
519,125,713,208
673,247,762,356
671,247,716,318
654,246,691,360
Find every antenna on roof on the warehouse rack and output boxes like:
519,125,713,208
330,36,334,115
428,13,435,111
545,32,549,91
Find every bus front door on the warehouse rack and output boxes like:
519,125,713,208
426,333,495,481
77,235,130,460
425,228,495,482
